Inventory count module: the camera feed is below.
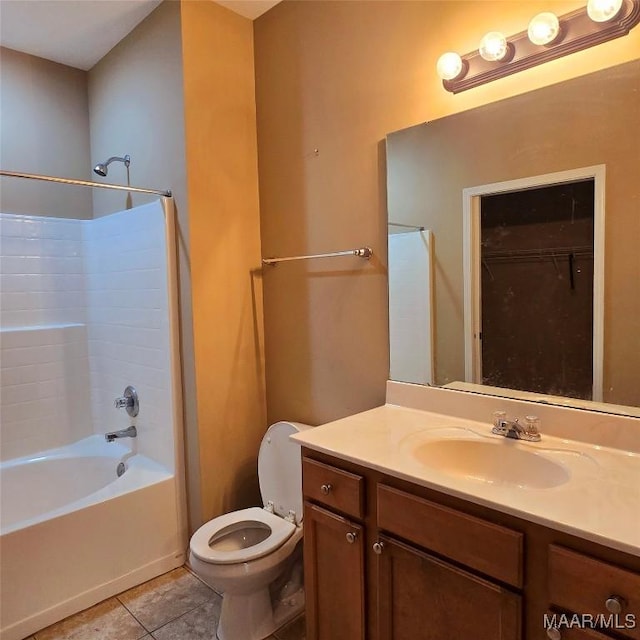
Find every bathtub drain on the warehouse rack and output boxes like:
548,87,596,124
117,462,126,477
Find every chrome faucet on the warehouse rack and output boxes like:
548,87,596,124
114,385,139,417
105,426,137,442
491,412,541,442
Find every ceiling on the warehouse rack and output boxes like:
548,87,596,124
0,0,281,71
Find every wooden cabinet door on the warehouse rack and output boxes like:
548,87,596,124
376,535,521,640
304,501,365,640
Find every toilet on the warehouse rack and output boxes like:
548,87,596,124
189,421,311,640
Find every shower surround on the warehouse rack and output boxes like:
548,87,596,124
0,199,186,640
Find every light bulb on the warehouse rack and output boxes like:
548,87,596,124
528,12,561,45
436,52,465,81
479,32,509,62
587,0,623,22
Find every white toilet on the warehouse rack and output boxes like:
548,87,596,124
189,421,311,640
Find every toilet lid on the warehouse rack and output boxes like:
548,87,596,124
190,507,296,564
258,421,306,524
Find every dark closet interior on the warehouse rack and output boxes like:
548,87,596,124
480,179,595,399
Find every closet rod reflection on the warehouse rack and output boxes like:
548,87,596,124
262,247,372,265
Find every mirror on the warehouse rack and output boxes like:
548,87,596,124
386,60,640,417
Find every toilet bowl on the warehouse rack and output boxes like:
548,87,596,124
188,421,311,640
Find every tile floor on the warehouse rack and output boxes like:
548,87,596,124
26,566,305,640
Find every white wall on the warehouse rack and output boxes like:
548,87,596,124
388,230,434,386
0,201,174,468
83,201,174,470
0,214,86,327
0,325,90,459
0,213,91,459
87,0,200,525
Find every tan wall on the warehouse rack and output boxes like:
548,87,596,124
181,1,266,521
88,1,203,530
254,0,640,425
0,47,92,218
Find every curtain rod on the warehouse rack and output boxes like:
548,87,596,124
0,170,172,198
388,222,425,231
262,247,373,265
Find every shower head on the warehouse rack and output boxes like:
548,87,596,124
93,154,130,177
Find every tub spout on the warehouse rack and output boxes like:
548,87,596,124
105,426,137,442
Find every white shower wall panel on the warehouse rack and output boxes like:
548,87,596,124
389,230,434,386
83,201,174,471
0,201,174,470
0,324,91,460
0,214,86,327
0,214,91,459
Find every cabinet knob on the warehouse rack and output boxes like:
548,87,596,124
546,628,561,640
605,595,625,614
346,531,358,544
320,483,332,495
373,541,385,555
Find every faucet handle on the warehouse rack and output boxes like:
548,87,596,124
114,385,139,417
492,410,507,427
114,396,132,409
524,415,540,436
491,411,509,436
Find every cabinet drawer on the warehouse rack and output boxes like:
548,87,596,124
377,484,523,588
548,546,640,640
303,458,364,519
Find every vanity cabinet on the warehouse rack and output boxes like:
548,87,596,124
302,458,366,640
301,450,640,640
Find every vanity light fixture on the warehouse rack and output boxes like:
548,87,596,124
436,52,466,81
437,0,640,93
527,12,561,46
478,32,510,62
587,0,624,22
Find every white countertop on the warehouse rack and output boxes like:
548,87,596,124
292,403,640,557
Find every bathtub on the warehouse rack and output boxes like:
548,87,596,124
0,436,186,640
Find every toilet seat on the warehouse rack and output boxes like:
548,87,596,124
190,507,296,565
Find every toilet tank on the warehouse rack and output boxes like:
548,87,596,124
257,421,312,525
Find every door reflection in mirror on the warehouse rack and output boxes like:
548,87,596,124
479,180,595,399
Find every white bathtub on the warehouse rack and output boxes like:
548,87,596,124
0,436,186,640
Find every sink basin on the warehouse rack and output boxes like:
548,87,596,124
410,439,570,489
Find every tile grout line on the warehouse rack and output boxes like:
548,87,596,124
141,598,219,639
115,594,204,634
116,585,218,634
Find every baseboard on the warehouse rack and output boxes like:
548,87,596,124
0,551,185,640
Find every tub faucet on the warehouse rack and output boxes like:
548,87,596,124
105,426,137,442
491,412,541,442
